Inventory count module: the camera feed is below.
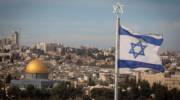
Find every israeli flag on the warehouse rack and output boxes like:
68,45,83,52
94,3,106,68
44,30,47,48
118,27,164,72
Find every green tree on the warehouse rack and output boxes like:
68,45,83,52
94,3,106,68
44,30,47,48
169,88,180,100
26,85,36,98
152,83,169,100
7,86,21,99
5,74,12,84
138,80,152,99
0,80,6,100
88,78,96,86
69,86,83,100
91,88,114,100
51,81,74,100
83,95,91,100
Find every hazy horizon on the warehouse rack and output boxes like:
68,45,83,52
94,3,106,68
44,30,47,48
0,0,180,50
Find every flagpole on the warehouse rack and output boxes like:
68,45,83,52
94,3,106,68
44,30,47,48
113,2,123,100
115,16,120,100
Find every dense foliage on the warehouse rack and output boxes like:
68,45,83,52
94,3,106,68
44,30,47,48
0,79,180,100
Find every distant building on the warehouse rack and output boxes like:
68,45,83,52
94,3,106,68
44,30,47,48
0,31,19,62
36,42,46,52
11,59,62,89
9,31,19,48
141,72,180,90
36,42,63,53
0,31,19,50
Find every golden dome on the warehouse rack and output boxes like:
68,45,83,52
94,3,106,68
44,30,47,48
25,59,48,74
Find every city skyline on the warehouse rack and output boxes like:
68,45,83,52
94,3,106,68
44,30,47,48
0,0,180,51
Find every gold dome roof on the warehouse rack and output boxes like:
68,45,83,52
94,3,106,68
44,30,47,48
25,59,48,74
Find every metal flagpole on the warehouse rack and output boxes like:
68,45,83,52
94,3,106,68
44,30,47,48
113,2,123,100
114,16,120,100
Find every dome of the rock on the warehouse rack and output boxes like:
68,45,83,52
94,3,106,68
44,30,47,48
25,59,48,74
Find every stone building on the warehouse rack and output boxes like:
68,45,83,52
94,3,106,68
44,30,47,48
11,59,61,89
0,31,19,50
141,72,180,90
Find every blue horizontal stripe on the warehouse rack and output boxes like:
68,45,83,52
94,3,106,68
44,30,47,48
119,27,163,46
118,60,165,72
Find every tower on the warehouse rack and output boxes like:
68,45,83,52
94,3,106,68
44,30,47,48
10,31,19,49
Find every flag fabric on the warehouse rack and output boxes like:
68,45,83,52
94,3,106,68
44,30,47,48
118,27,164,72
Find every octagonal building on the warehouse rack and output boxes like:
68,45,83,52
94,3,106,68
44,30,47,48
11,59,62,89
25,59,48,80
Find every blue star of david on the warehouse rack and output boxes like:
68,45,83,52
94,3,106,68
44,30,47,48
129,41,147,59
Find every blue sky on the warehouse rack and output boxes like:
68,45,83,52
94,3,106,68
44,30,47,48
0,0,180,51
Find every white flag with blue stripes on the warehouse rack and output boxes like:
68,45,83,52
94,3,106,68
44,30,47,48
118,27,164,72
